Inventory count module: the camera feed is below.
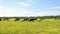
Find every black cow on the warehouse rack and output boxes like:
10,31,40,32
28,18,37,21
0,18,2,21
15,18,20,21
20,18,29,22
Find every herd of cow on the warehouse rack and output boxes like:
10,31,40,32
0,17,42,21
15,18,37,21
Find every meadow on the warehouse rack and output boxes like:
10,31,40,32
0,19,60,34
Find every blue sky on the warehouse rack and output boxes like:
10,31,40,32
0,0,60,17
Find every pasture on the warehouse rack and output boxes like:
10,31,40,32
0,19,60,34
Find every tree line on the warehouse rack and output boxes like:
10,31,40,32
0,15,60,21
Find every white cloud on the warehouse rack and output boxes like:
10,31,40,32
0,6,32,17
35,10,60,16
50,7,60,9
17,0,34,7
28,0,33,2
18,2,30,7
0,6,60,17
0,6,17,17
21,10,32,14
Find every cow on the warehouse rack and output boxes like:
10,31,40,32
15,17,20,21
0,18,2,21
20,18,29,22
28,18,37,22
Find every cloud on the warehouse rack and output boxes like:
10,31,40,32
35,9,60,16
0,6,33,17
17,2,30,7
21,10,32,14
28,0,33,2
17,0,34,7
0,5,60,17
0,6,60,17
50,7,60,9
0,6,17,17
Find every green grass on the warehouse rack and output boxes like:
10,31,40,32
0,19,60,34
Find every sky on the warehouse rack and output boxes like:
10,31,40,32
0,0,60,17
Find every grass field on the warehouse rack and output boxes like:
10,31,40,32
0,19,60,34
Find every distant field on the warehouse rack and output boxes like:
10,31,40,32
0,19,60,34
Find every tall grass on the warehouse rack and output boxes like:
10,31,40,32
0,19,60,34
